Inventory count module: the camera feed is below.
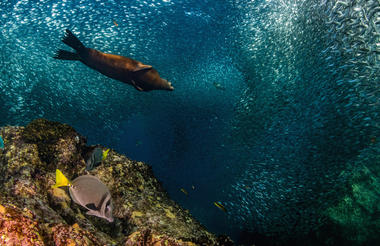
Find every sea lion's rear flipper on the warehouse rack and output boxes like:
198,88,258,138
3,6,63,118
133,64,152,72
53,49,80,60
131,80,144,91
62,29,85,52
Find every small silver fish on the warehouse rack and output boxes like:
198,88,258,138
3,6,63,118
69,175,114,222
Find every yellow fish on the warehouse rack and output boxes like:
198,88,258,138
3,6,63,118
113,20,118,26
180,188,188,196
52,169,72,188
214,202,227,213
102,148,110,161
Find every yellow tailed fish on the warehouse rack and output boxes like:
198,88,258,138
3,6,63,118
214,201,227,213
52,169,114,222
52,169,72,188
180,188,188,196
102,148,110,161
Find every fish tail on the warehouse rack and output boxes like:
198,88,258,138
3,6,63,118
52,169,72,188
62,29,85,52
53,49,80,60
102,149,110,161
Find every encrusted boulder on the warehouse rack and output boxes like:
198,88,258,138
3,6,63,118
320,142,380,246
0,119,233,245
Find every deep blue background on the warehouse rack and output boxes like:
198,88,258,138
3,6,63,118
0,0,378,243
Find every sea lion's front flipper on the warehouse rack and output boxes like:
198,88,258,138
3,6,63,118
131,80,144,91
133,64,152,72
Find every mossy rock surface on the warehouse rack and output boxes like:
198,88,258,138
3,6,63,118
321,142,380,246
0,119,232,245
21,119,83,170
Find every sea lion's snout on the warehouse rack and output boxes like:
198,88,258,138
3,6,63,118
167,81,174,91
160,79,174,91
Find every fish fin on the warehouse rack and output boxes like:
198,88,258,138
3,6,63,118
62,29,85,52
85,203,98,211
53,49,80,60
102,149,110,161
52,169,72,188
99,193,110,211
133,64,152,72
85,159,93,171
131,80,144,91
99,193,113,220
86,210,99,216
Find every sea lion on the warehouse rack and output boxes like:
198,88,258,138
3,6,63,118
54,29,174,92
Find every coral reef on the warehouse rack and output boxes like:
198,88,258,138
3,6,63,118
0,119,232,245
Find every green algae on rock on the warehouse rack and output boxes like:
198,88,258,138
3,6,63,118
0,119,233,245
21,118,85,173
321,142,380,246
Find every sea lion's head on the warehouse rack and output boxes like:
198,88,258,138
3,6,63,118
133,68,174,91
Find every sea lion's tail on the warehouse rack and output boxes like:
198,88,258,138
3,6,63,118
62,29,85,52
53,49,80,60
53,29,85,60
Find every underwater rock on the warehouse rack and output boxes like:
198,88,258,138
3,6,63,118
124,229,195,246
0,204,45,245
319,142,380,246
0,119,232,245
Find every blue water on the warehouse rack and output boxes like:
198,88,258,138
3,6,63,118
0,0,379,244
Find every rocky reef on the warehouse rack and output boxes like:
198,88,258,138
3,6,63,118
319,142,380,246
0,119,233,246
